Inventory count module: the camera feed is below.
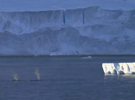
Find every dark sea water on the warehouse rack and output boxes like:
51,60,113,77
0,56,135,100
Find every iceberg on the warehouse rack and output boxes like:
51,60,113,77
81,56,92,59
0,6,135,55
102,63,135,75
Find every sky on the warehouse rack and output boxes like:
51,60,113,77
0,0,135,11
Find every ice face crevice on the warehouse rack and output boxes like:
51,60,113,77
0,6,135,55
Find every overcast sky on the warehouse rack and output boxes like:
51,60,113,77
0,0,135,11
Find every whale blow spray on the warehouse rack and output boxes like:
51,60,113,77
35,69,40,81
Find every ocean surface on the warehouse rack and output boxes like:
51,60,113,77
0,56,135,100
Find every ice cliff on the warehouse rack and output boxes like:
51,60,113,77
0,6,135,55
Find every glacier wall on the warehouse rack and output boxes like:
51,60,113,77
102,63,135,75
0,6,135,55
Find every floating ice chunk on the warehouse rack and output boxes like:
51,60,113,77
81,56,92,59
102,63,135,75
102,63,117,75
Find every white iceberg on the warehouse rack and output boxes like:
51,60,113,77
81,56,92,59
102,63,135,75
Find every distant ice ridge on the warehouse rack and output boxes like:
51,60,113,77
102,63,135,75
0,6,135,55
0,0,135,11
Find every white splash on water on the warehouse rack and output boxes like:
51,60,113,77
35,69,40,80
13,72,18,81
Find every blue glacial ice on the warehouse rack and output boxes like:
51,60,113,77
0,3,135,55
